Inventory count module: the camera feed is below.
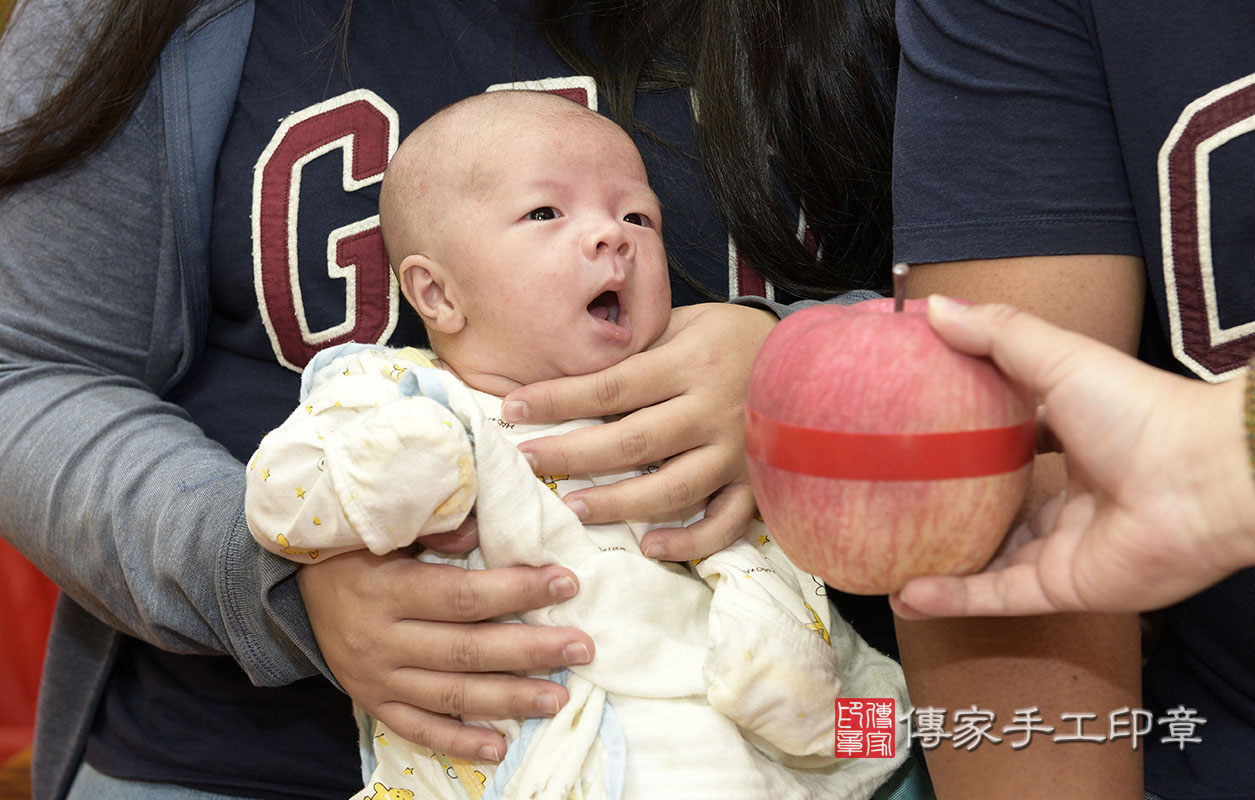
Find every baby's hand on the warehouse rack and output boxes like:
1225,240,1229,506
414,515,479,553
502,302,777,561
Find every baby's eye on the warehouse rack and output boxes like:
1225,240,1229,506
624,212,650,227
527,207,559,221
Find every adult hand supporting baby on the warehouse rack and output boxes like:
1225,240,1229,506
889,297,1255,618
502,302,777,561
297,547,595,762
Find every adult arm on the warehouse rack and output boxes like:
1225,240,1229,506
893,0,1154,790
893,297,1255,616
0,73,591,763
894,255,1145,798
0,46,323,683
0,6,594,757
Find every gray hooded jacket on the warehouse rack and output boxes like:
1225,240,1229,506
0,2,335,797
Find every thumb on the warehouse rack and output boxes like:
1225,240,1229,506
925,295,1111,405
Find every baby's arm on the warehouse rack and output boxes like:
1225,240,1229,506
246,350,477,562
693,527,908,768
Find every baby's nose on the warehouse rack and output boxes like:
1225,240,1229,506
585,219,634,260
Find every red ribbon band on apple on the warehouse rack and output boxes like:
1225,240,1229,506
746,408,1036,481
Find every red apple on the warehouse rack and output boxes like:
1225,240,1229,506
746,298,1034,594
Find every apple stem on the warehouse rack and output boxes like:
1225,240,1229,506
892,262,910,313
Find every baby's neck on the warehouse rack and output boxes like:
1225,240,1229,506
432,356,523,398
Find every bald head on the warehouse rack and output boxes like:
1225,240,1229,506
379,90,623,271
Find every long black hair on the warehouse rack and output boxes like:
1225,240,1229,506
0,0,196,187
0,0,896,295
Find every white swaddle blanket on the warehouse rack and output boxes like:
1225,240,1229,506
246,344,909,800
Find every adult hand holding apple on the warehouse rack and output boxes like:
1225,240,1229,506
746,266,1035,594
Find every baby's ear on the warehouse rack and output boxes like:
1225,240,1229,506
397,254,465,335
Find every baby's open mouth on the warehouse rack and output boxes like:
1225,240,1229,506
588,290,621,324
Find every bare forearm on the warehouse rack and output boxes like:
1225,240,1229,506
896,613,1143,798
897,255,1147,795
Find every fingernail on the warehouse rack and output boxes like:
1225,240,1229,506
479,744,503,762
522,450,537,472
538,694,560,716
643,544,664,560
927,294,966,316
564,498,588,521
549,576,577,600
502,399,528,422
457,519,478,539
563,642,592,665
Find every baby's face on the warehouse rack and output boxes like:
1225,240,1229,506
442,113,671,384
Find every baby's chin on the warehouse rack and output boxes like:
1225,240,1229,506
560,341,648,378
504,351,634,388
467,340,651,393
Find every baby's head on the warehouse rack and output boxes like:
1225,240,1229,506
379,91,671,395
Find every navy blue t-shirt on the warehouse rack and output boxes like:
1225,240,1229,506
84,1,841,797
894,2,1255,797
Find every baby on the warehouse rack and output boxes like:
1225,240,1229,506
245,91,907,800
